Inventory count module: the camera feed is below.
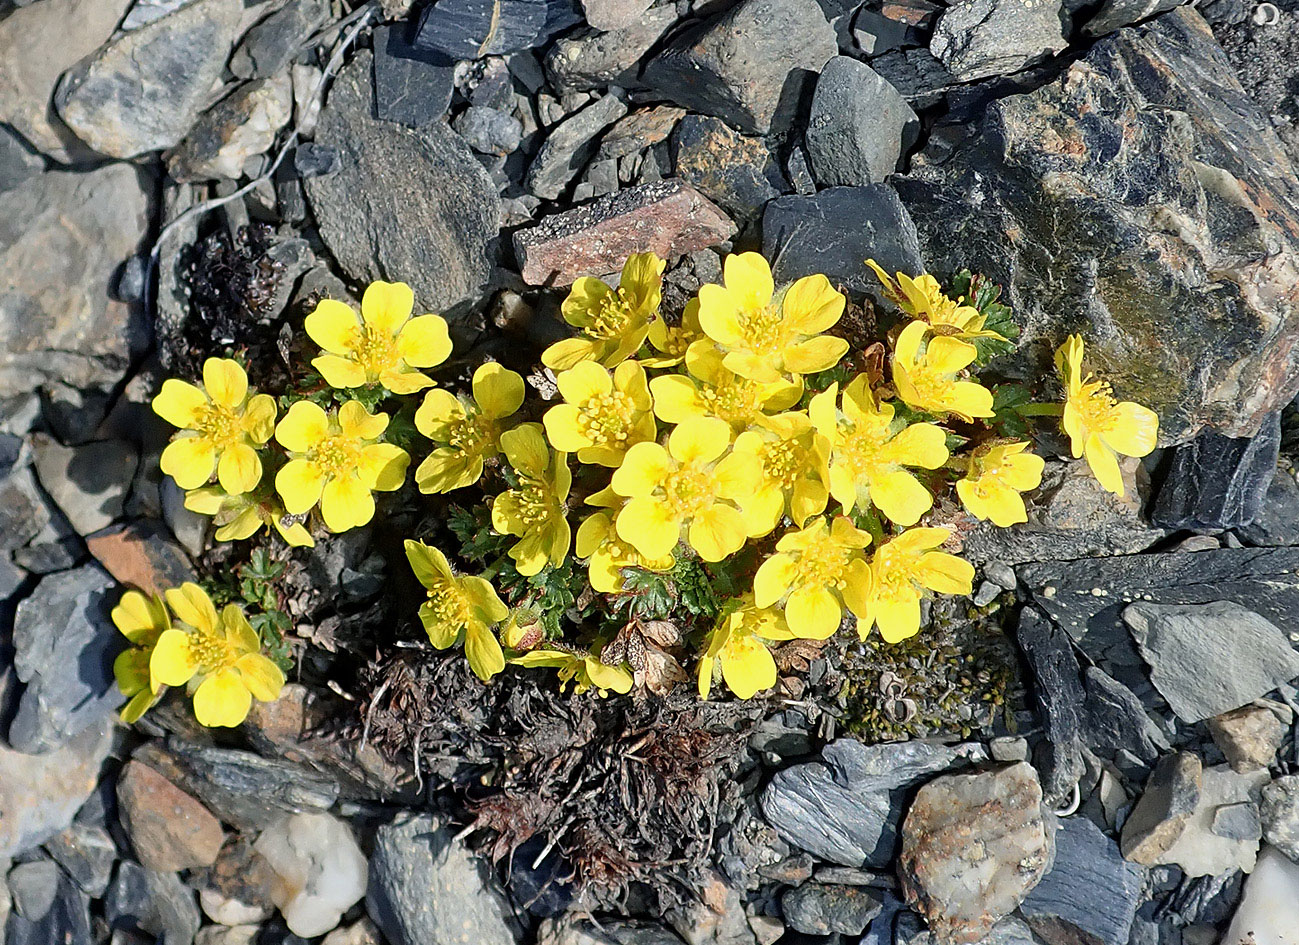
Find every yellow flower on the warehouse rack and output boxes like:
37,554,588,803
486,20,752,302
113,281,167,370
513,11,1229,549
184,487,314,547
858,528,973,643
274,400,410,533
650,342,801,435
1055,334,1159,497
697,598,794,700
810,376,948,525
730,412,830,537
305,280,452,394
112,590,169,723
697,252,850,383
575,498,674,594
492,424,572,576
150,583,286,728
642,297,705,369
753,516,873,640
511,647,634,695
865,260,1006,346
153,358,276,494
542,360,656,467
542,252,666,370
414,362,524,493
892,321,995,422
956,441,1045,527
405,540,510,682
610,417,760,562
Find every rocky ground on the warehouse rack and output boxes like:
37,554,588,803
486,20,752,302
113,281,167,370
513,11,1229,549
3,0,1299,943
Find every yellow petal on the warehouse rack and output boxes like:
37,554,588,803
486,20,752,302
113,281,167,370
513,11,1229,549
161,436,217,490
463,576,509,624
273,520,315,548
785,585,842,640
397,313,452,368
420,601,461,648
415,449,482,493
557,360,612,404
150,628,199,687
948,380,996,420
119,688,156,724
112,591,165,643
783,335,850,376
1101,401,1159,458
361,280,415,335
1085,433,1124,496
541,403,589,453
688,504,747,562
753,553,797,608
215,507,262,542
615,497,681,559
721,636,777,699
875,592,922,644
722,350,782,384
924,334,978,375
235,653,285,702
414,389,465,440
714,451,761,501
221,604,261,654
305,299,360,354
1062,400,1087,458
379,368,435,395
840,558,874,619
320,474,375,531
203,358,248,409
741,485,785,538
916,551,974,595
464,624,505,682
359,443,410,491
888,422,949,469
696,283,746,348
217,442,262,495
611,442,673,497
192,668,252,727
789,478,828,529
541,337,598,371
649,375,702,424
275,401,330,453
585,659,634,694
893,320,928,367
722,252,774,311
808,384,840,439
473,362,525,419
313,354,368,390
406,539,453,588
501,423,550,479
183,486,225,516
562,277,613,328
338,400,388,440
276,459,326,515
152,379,208,428
667,417,731,465
869,468,933,526
242,394,277,444
781,274,845,335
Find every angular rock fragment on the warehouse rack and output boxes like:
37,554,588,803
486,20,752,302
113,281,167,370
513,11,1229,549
1150,412,1281,529
581,0,654,30
781,883,883,936
1121,752,1202,865
105,860,202,945
255,812,368,939
168,77,294,182
929,0,1068,81
1208,704,1288,772
415,0,579,58
526,91,627,200
117,761,225,874
1014,607,1085,802
544,6,678,91
805,56,917,187
230,0,330,79
671,115,785,226
372,24,456,128
0,721,112,859
1155,764,1268,876
1261,776,1299,863
1084,0,1185,36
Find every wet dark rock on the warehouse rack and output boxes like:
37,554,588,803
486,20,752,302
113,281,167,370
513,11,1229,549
54,0,244,158
805,56,917,187
869,47,958,110
8,858,60,920
641,0,837,134
372,24,456,128
760,738,986,868
44,822,117,897
1123,600,1299,722
1156,868,1245,927
1150,412,1281,529
367,812,522,945
454,106,523,155
0,124,42,194
1014,607,1085,803
1084,0,1186,36
527,91,628,200
761,183,924,308
0,720,111,859
305,51,500,312
230,0,330,79
929,0,1067,81
9,565,119,754
1121,752,1203,865
1237,466,1299,546
671,114,786,226
506,836,575,918
105,860,202,945
167,77,293,182
544,6,678,91
415,0,580,59
3,870,93,945
294,142,340,178
896,9,1299,443
780,883,883,935
1082,666,1171,767
514,179,734,286
1020,817,1145,945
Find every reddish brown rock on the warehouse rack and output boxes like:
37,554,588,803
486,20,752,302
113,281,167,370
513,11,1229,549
86,520,196,596
117,760,226,872
513,179,734,286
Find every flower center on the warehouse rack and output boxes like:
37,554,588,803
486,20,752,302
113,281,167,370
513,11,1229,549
839,421,894,479
1074,377,1119,431
658,325,692,357
796,542,854,594
699,381,762,428
187,631,237,674
760,438,805,490
578,392,636,448
661,462,717,518
903,357,953,405
195,402,243,449
445,411,493,455
307,433,362,477
354,324,399,376
506,478,554,528
874,546,919,601
426,582,471,629
588,289,636,339
734,304,785,351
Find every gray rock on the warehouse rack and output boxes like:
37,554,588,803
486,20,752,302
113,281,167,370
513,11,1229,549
1261,775,1299,862
1014,607,1086,804
305,51,500,313
1212,801,1261,841
1207,704,1287,772
3,870,92,945
0,720,113,859
780,883,882,936
665,869,754,945
372,24,456,128
896,9,1299,442
0,0,134,162
55,0,245,158
1121,752,1203,865
31,434,138,536
760,738,986,868
44,822,118,898
898,762,1053,945
454,106,524,156
230,0,330,79
167,76,293,182
105,861,202,945
1155,764,1268,876
414,0,580,58
538,917,686,945
761,184,924,308
671,114,785,227
0,465,51,552
1237,466,1299,547
0,124,42,194
1150,412,1281,530
527,92,628,200
8,859,60,921
9,566,120,753
869,47,959,111
0,163,152,407
581,0,653,30
366,812,521,945
1123,601,1299,723
544,6,678,91
120,0,191,29
1020,817,1145,945
805,56,917,187
641,0,836,134
929,0,1067,81
1082,666,1171,768
1084,0,1185,36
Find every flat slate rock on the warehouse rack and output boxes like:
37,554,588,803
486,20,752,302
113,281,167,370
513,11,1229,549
372,23,455,128
1014,607,1086,803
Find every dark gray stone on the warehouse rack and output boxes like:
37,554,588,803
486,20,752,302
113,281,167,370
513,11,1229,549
415,0,580,58
641,0,836,134
1237,466,1299,546
372,24,456,128
453,106,523,156
105,861,201,945
1150,412,1281,529
1021,817,1145,945
581,0,653,30
759,739,985,868
294,142,340,178
526,91,627,200
31,434,138,536
304,51,500,312
367,812,521,945
1084,0,1186,36
544,6,678,91
44,822,117,897
1082,666,1170,766
805,56,917,187
868,47,958,110
0,466,50,552
896,9,1299,443
761,184,924,307
1123,600,1299,722
9,565,120,754
1015,606,1086,803
0,123,41,193
929,0,1067,81
8,858,61,920
4,870,92,945
671,114,785,226
781,883,883,936
230,0,329,79
1261,775,1299,862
